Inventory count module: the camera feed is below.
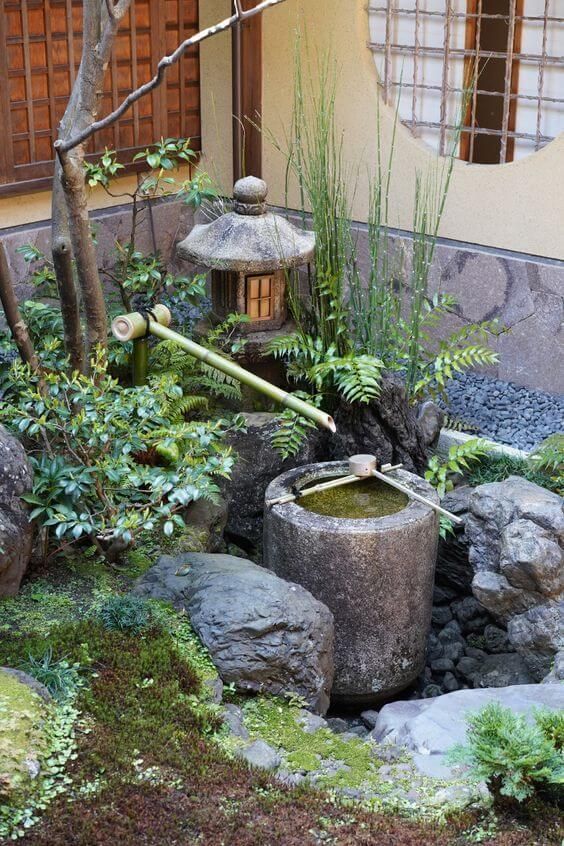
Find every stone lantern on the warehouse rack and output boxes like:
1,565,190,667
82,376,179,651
176,176,315,333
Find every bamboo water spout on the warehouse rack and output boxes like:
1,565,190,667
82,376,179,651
111,305,336,433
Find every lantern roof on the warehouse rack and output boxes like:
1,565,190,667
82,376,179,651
176,176,316,274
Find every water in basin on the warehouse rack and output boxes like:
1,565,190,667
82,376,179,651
300,476,408,519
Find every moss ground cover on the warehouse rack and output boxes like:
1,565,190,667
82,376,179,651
0,562,562,844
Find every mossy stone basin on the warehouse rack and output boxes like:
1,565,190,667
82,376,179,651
264,462,439,705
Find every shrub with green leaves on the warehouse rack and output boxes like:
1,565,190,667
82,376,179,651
94,595,154,634
425,438,491,498
449,703,564,803
0,351,244,564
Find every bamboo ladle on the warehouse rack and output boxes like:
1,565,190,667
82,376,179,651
266,454,464,525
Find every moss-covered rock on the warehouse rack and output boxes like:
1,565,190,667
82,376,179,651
0,668,48,800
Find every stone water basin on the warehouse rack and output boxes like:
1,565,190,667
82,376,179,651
264,461,440,705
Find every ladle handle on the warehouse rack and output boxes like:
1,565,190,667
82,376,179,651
370,469,463,525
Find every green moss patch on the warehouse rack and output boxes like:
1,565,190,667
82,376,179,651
0,670,47,799
240,698,409,793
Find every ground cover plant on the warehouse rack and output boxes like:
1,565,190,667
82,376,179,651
449,703,564,805
1,562,562,845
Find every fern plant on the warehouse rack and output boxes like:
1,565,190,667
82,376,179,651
149,312,250,419
425,438,491,498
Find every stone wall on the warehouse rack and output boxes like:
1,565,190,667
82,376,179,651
0,196,195,304
353,225,564,396
1,201,562,395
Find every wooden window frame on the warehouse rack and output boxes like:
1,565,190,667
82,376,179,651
0,0,202,197
460,0,524,164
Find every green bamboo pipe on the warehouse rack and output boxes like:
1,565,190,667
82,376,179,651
132,337,149,386
111,305,336,433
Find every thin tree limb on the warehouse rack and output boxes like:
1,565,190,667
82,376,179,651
55,0,287,154
0,241,41,372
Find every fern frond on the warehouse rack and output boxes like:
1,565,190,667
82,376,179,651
413,344,498,402
309,354,384,404
188,375,241,402
271,409,317,459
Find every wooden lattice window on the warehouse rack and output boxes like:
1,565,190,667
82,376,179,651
0,0,201,196
368,1,564,164
246,274,273,320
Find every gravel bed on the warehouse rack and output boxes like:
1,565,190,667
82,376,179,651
440,372,564,451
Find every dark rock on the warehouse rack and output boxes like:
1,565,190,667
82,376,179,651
465,646,487,660
455,657,480,681
348,724,369,738
442,642,465,662
326,717,349,734
0,426,34,597
435,487,473,592
442,672,459,692
222,412,322,544
451,596,490,634
422,684,442,698
433,585,458,605
426,632,444,661
473,653,534,688
432,606,453,626
329,376,428,473
417,401,444,449
360,710,380,730
483,624,512,654
133,552,334,714
430,658,455,673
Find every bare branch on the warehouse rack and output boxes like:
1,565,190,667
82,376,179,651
55,0,287,153
104,0,116,21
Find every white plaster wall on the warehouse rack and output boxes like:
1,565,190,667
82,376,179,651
255,0,564,260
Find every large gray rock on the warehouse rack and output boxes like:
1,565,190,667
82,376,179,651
133,552,334,714
0,426,33,596
370,684,564,780
222,412,322,544
466,477,564,679
508,601,564,680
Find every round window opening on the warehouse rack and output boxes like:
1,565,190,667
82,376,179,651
368,1,564,164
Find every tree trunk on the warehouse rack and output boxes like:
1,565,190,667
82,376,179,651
0,242,40,371
58,147,108,357
52,1,132,364
52,235,84,372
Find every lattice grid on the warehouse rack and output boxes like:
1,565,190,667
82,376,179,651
368,1,564,164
